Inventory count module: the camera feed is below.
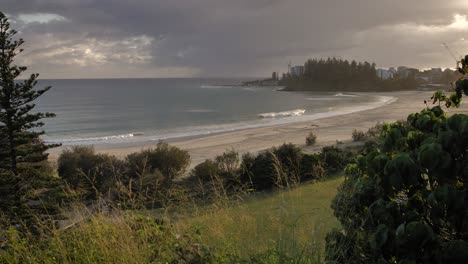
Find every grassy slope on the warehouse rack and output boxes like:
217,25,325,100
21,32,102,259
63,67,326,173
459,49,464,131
0,177,344,263
174,176,344,260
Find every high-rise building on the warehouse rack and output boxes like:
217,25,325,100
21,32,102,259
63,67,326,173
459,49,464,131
290,65,304,76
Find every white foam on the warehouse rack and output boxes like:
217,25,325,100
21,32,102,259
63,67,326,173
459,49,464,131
258,109,306,118
45,132,144,144
45,95,398,146
335,93,358,97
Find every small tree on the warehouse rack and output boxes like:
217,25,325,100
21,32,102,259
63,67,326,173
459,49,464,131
0,12,58,224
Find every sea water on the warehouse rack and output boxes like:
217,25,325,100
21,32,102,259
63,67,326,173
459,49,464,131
34,78,396,146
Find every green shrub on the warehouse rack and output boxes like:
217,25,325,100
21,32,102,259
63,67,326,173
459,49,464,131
326,99,468,263
300,153,325,181
320,146,354,173
191,159,220,183
215,149,240,174
57,146,124,198
306,131,317,146
125,142,190,185
351,129,367,142
241,144,302,191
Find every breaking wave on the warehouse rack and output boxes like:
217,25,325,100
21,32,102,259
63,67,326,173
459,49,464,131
44,95,398,146
335,93,358,97
258,109,306,118
45,132,144,144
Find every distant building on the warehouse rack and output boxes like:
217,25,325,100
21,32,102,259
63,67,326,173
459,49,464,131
397,66,419,78
290,65,304,76
272,72,278,81
416,68,444,83
376,69,394,80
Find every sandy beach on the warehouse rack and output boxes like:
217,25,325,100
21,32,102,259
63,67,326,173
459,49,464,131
47,90,468,167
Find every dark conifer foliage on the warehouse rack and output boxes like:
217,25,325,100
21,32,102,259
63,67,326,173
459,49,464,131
0,12,59,225
281,57,417,91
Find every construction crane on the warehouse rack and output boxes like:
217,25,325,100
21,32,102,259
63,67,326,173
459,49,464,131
442,42,461,69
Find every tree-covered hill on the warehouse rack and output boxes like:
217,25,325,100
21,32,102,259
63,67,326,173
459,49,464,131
280,58,418,92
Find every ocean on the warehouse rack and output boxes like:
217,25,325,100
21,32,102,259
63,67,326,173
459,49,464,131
34,78,396,146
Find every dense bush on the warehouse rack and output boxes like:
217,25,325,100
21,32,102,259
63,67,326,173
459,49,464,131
191,159,220,183
326,62,468,263
187,150,245,201
306,131,317,146
240,144,303,190
125,142,190,185
57,143,190,206
320,146,354,174
300,153,325,181
58,146,125,198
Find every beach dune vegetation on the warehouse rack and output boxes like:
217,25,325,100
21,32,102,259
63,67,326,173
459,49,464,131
326,57,468,263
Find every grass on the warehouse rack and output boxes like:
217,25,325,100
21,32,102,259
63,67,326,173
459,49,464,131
0,176,344,263
173,176,344,262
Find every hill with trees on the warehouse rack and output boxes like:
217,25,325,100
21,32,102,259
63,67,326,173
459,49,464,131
280,58,418,92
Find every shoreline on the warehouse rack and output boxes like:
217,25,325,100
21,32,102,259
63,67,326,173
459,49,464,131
47,90,468,167
43,91,393,146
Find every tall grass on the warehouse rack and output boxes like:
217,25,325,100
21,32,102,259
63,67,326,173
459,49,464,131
173,177,343,263
0,176,343,263
1,144,346,263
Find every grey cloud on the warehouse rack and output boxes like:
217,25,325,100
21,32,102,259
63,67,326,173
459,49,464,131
2,0,468,78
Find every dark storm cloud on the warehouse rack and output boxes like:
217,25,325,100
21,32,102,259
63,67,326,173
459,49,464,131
1,0,468,78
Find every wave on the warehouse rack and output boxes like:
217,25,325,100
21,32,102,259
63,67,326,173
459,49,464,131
45,132,144,144
45,95,398,146
242,87,258,92
258,109,306,118
335,93,358,97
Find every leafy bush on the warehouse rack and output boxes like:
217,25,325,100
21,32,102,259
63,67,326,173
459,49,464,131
191,159,220,183
215,149,240,175
351,129,367,142
306,131,317,146
241,144,303,190
300,153,325,181
125,142,190,185
320,146,354,173
326,66,468,264
58,146,124,198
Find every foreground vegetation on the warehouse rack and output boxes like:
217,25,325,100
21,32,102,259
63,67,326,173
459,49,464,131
4,10,468,263
1,177,343,263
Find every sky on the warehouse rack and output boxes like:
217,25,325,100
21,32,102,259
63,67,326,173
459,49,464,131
2,0,468,79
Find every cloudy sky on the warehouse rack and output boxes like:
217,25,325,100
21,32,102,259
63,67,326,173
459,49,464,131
3,0,468,79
